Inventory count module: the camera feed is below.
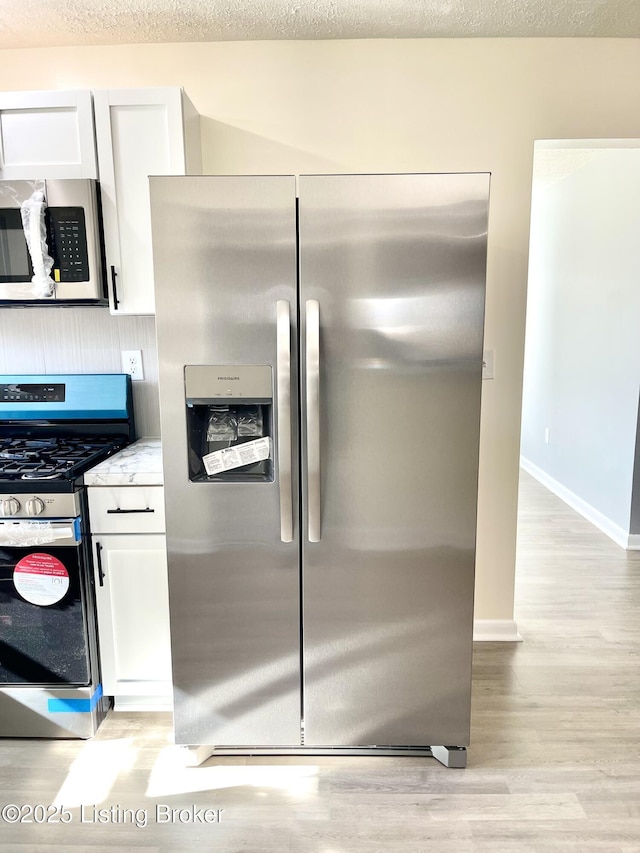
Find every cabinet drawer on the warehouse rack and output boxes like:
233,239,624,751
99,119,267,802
88,486,165,534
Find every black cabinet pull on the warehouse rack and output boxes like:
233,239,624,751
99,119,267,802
110,265,120,310
106,507,155,514
96,541,105,587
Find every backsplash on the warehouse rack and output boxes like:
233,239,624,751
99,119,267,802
0,307,160,437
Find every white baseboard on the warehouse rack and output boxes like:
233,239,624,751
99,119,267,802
473,619,522,642
113,695,173,712
520,456,640,550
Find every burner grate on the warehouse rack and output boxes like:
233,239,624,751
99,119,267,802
0,436,125,483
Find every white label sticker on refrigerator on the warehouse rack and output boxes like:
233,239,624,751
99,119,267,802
203,437,271,475
13,552,70,606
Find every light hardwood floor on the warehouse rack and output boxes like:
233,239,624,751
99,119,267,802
2,470,640,851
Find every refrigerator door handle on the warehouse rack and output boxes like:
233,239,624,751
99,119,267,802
276,299,294,543
306,299,321,542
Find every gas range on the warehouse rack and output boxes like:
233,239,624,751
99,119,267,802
0,374,135,515
0,374,135,739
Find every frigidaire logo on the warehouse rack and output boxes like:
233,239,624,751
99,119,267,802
218,376,240,381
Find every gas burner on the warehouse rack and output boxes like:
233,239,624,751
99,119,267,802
22,460,75,479
0,449,39,461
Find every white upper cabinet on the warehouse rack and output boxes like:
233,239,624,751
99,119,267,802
0,89,97,179
0,86,201,314
93,87,201,315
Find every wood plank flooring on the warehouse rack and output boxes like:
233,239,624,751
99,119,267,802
2,470,640,851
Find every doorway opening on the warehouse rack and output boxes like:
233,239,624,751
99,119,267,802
519,138,640,553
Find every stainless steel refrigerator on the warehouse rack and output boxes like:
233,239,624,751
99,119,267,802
150,173,489,767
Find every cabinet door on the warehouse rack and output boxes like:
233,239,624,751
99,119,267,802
92,534,172,699
93,87,201,315
0,90,97,179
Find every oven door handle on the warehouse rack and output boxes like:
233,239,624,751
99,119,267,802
95,541,105,587
106,507,155,514
0,518,81,547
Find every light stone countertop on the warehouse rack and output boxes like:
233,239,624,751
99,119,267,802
84,438,163,486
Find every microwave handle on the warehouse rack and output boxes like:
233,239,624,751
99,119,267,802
110,266,120,310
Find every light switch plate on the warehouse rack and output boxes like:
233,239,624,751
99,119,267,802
483,349,495,380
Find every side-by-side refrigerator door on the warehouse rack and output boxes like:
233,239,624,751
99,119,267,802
298,173,489,748
150,175,301,746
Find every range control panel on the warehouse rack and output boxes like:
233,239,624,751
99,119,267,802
1,383,66,403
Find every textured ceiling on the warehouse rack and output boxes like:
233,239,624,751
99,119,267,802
1,0,640,48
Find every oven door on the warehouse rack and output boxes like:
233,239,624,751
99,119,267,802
0,519,92,686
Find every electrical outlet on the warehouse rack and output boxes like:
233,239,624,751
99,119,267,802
121,350,144,381
544,427,550,444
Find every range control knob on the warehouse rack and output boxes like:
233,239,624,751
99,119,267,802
26,497,46,517
0,497,21,517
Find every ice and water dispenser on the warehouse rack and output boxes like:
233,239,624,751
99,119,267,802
185,365,273,482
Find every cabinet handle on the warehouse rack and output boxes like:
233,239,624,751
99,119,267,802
96,541,105,587
110,265,120,310
106,507,154,514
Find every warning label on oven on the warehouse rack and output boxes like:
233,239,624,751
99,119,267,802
203,437,271,476
13,553,70,606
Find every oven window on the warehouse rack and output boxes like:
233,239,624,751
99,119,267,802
0,209,33,283
0,545,90,686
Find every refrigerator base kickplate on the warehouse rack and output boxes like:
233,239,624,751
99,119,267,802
177,744,467,769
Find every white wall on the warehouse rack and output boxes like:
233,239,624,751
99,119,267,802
1,38,640,621
521,144,640,538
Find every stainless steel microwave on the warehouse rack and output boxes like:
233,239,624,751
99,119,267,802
0,179,107,304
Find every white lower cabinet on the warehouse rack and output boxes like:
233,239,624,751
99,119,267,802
89,487,172,710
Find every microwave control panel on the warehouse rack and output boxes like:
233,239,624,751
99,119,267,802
46,207,90,283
